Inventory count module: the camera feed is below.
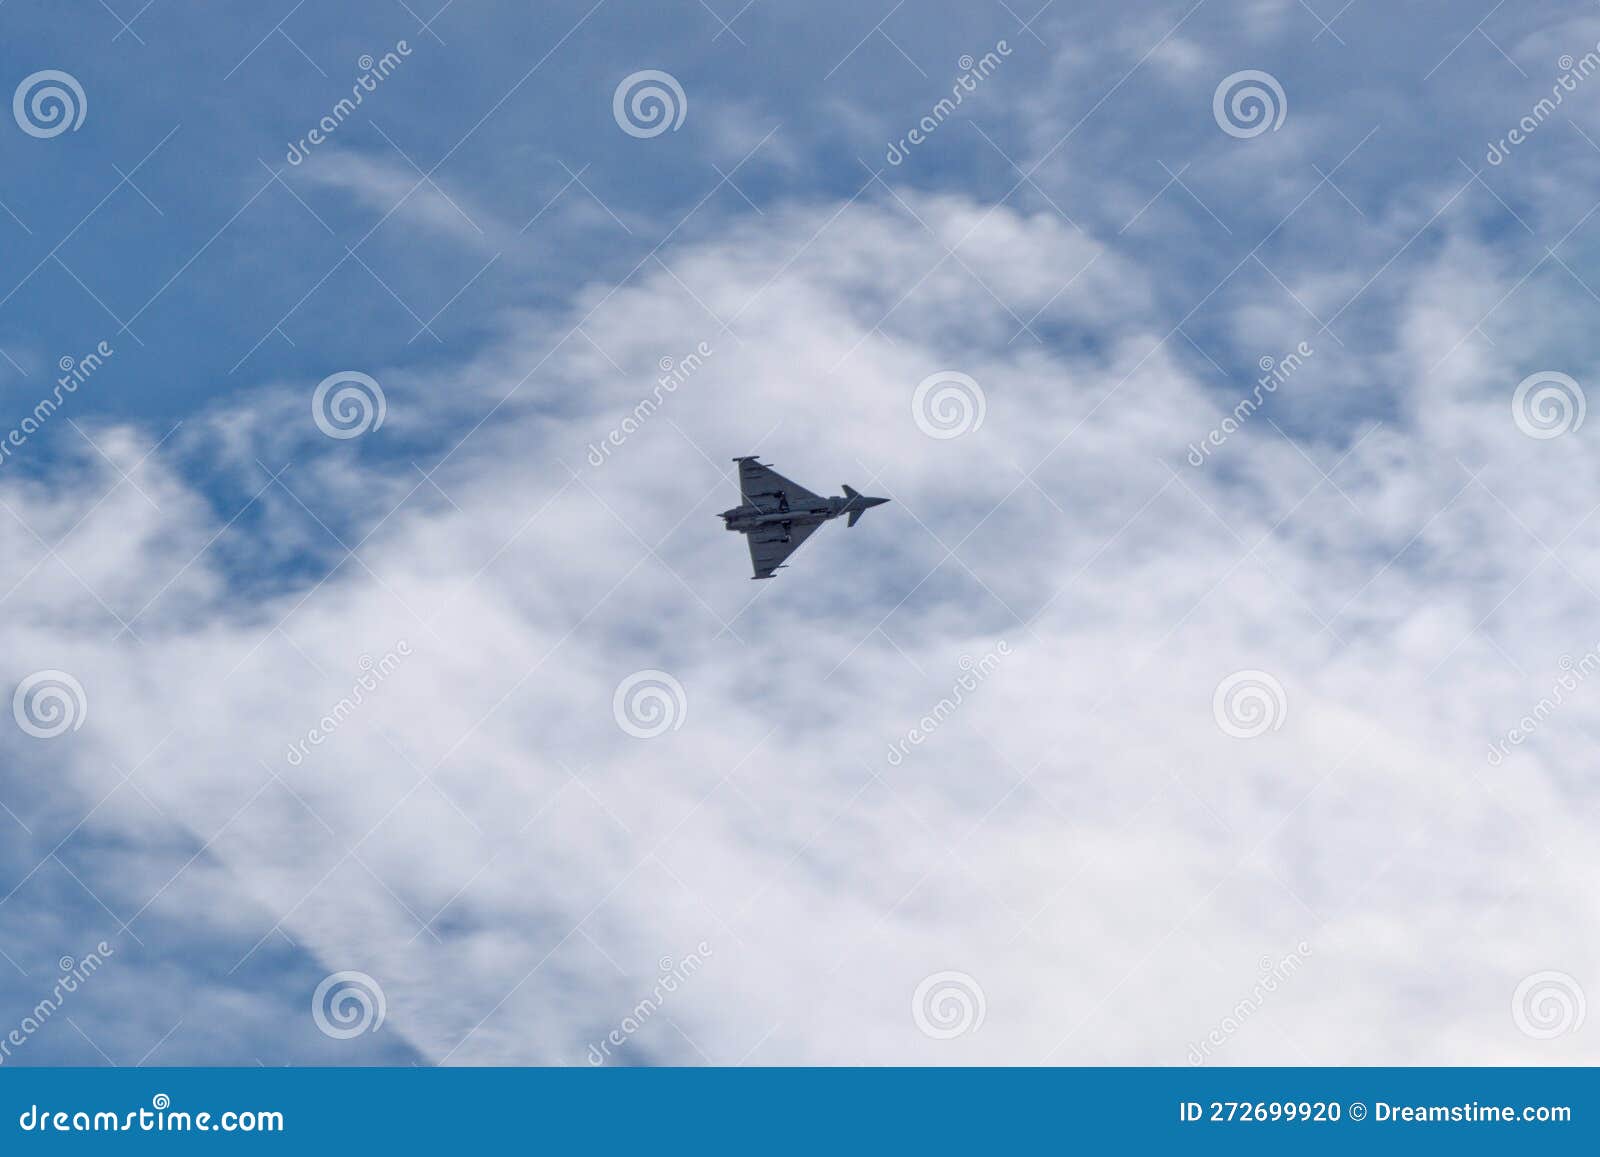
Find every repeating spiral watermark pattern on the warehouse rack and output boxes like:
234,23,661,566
912,971,986,1039
1511,970,1586,1039
612,670,688,738
312,371,386,439
612,70,687,138
912,371,986,439
1213,70,1286,139
1512,371,1585,439
13,70,86,138
311,970,386,1039
12,670,87,739
1212,670,1287,739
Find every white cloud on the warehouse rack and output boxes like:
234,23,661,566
292,151,503,249
3,179,1597,1068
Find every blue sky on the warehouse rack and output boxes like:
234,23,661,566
1,0,1598,1065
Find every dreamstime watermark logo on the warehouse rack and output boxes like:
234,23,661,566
312,371,386,439
1212,670,1287,738
1187,341,1313,466
587,341,714,466
912,371,986,439
912,970,986,1039
1212,70,1286,139
284,641,412,766
311,970,386,1039
1187,941,1312,1064
1486,45,1600,165
0,942,114,1065
13,670,87,739
1511,371,1584,439
886,642,1010,765
1486,646,1600,766
13,70,86,138
0,340,114,470
586,941,713,1064
885,41,1012,165
613,670,687,738
17,1094,282,1133
613,70,687,138
1511,970,1585,1039
285,41,412,164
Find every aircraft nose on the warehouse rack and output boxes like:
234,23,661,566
865,496,889,508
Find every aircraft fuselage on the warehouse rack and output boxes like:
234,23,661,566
720,501,839,532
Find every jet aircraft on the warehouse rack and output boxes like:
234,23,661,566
720,457,889,579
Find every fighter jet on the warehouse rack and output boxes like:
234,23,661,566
720,457,889,579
